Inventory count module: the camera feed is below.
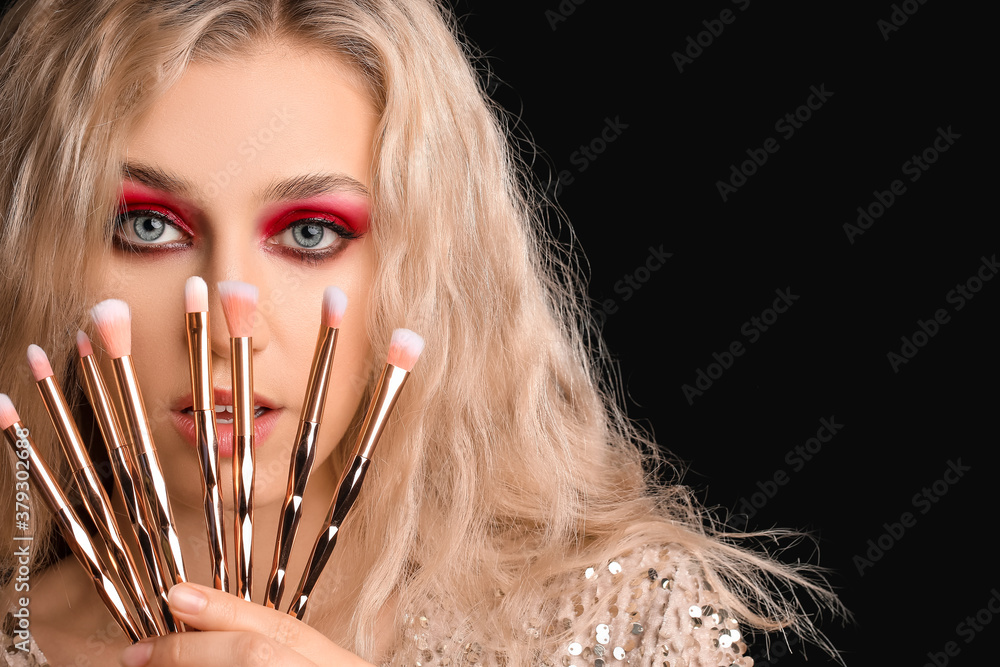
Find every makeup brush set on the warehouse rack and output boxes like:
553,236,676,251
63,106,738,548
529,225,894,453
0,278,424,640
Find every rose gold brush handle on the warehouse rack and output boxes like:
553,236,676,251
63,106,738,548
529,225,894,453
135,450,187,586
265,325,339,609
36,375,161,638
265,420,318,609
112,355,189,591
194,410,229,592
286,453,370,620
72,465,162,637
231,336,254,601
286,363,411,619
50,507,145,644
80,354,179,633
3,425,143,643
106,437,180,632
186,310,230,593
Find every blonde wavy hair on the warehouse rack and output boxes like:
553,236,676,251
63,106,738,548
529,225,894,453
0,0,843,663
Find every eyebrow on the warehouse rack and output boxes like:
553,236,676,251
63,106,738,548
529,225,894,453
120,162,370,202
259,172,369,201
122,162,191,194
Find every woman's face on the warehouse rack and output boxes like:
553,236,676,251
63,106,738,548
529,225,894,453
97,43,378,510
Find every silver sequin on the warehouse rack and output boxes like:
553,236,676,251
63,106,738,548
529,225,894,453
400,551,749,667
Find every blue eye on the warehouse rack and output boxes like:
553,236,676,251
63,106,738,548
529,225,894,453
267,217,359,257
290,223,328,249
114,209,189,248
132,214,167,241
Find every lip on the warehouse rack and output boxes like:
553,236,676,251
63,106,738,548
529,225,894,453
170,389,283,458
171,389,279,413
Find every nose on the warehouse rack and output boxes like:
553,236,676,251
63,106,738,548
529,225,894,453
200,245,272,360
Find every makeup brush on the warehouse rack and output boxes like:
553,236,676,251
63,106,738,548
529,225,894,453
90,299,188,607
26,344,161,638
77,330,178,633
264,286,347,609
218,280,258,602
0,393,143,643
287,328,424,620
185,276,229,593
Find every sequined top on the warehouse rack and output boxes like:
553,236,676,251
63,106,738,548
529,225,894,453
392,544,752,667
1,545,750,667
1,612,48,667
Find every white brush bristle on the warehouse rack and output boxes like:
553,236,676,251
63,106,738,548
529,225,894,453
218,281,259,338
321,286,348,329
76,330,94,357
26,344,54,381
91,299,132,358
185,276,209,313
0,393,20,430
387,328,424,372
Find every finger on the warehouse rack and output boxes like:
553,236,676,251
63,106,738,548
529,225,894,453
164,582,367,666
119,630,316,667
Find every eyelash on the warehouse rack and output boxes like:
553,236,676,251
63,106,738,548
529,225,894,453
266,217,362,264
112,209,362,262
112,209,190,254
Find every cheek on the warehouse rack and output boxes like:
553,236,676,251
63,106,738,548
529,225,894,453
93,264,190,416
131,306,188,430
320,331,373,445
306,242,376,438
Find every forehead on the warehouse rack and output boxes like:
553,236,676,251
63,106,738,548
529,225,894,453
124,43,379,204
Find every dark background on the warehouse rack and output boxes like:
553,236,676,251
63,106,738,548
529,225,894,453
0,0,989,664
455,1,993,666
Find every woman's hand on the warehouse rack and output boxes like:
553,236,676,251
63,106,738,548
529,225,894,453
118,582,374,667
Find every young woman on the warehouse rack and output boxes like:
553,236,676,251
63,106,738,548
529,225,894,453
0,1,841,665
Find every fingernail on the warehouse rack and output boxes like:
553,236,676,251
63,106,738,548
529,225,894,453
120,641,153,667
168,584,207,614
